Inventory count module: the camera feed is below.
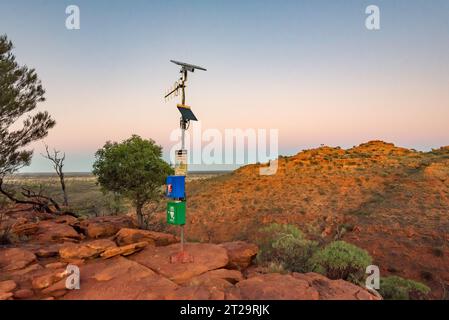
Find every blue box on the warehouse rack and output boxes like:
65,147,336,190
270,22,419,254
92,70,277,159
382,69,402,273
166,176,185,199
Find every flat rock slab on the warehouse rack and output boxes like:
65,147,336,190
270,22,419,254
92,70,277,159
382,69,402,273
114,228,178,246
129,243,229,284
292,272,380,300
0,280,17,293
63,256,178,300
165,285,226,300
0,248,37,272
59,239,117,260
219,241,258,270
79,216,135,239
235,273,320,300
100,241,147,259
188,269,243,286
34,221,81,243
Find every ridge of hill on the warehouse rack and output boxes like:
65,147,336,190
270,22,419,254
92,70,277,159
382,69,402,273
183,141,449,298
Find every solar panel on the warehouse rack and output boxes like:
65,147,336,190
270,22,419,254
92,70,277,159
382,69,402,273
170,60,207,72
177,104,198,121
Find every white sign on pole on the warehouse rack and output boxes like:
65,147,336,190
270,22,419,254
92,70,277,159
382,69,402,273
175,149,188,176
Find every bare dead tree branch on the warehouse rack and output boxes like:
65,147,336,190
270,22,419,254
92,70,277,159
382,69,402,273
42,144,68,206
0,178,54,213
21,186,62,212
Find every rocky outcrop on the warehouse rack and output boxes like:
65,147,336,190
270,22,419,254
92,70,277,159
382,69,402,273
235,273,320,300
0,210,381,301
13,288,34,299
114,228,178,246
129,243,229,284
0,280,17,293
59,239,117,260
31,269,67,290
35,221,82,243
100,241,148,259
0,248,36,271
79,216,135,239
11,222,39,237
292,272,380,300
219,241,258,270
63,256,178,300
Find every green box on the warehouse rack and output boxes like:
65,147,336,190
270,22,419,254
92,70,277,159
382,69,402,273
167,201,186,225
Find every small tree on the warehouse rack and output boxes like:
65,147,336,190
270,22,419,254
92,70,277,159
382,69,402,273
92,135,173,227
0,35,55,202
42,145,68,206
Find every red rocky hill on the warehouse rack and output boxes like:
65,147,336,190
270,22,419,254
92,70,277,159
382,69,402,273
183,141,449,298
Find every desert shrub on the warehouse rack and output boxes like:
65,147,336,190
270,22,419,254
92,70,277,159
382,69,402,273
379,276,430,300
256,223,318,273
310,241,372,284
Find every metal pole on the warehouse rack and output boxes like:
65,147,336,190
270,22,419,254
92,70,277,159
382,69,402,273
180,70,187,253
178,69,189,255
181,122,185,253
181,225,184,252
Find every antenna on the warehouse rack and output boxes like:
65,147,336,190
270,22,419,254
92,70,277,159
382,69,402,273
164,60,207,107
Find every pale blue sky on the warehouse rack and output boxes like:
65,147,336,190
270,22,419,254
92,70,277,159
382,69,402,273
1,0,448,172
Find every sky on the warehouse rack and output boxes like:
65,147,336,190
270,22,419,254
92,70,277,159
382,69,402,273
1,0,449,172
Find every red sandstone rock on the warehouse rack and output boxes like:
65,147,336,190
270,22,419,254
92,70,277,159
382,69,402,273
11,222,39,236
236,273,320,300
13,288,34,299
0,280,17,293
59,239,117,260
0,248,37,271
54,215,78,225
219,241,258,270
114,228,178,246
63,256,178,300
31,269,67,290
45,262,67,269
129,243,229,284
79,216,135,239
59,244,102,260
35,247,60,258
166,285,225,300
0,292,13,300
35,221,81,243
100,241,148,259
292,272,380,300
189,269,243,285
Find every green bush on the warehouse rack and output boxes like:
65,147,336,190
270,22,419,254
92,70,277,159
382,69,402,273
379,276,430,300
310,241,372,284
256,223,318,273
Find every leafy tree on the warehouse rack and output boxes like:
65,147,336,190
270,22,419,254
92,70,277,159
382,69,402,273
0,34,55,195
92,135,173,227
